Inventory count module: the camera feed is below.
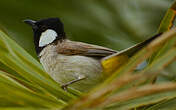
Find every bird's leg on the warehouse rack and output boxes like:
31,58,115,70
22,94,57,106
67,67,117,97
61,76,87,91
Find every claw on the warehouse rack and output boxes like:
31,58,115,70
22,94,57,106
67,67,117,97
60,76,87,91
61,84,68,91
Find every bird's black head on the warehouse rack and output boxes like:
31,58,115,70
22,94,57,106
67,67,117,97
24,18,66,55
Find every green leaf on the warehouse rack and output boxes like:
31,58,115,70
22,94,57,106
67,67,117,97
0,107,54,110
105,91,176,110
146,98,176,110
0,70,65,108
158,1,176,33
0,30,78,102
148,1,176,64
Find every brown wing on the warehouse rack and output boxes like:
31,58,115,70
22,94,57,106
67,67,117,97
56,39,117,57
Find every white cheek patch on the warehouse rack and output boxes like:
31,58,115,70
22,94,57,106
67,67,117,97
39,29,57,47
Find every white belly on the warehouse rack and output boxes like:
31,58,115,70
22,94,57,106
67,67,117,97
39,45,103,92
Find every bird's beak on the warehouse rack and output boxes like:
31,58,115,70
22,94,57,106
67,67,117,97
23,19,36,27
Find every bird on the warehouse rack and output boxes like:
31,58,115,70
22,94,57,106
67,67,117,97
24,18,118,92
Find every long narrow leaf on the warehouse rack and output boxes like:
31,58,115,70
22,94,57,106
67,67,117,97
0,30,77,101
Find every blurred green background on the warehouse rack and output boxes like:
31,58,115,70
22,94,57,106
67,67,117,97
0,0,173,58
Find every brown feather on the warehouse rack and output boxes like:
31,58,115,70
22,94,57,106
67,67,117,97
56,39,117,57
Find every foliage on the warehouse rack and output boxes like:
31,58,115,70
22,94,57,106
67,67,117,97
0,0,176,110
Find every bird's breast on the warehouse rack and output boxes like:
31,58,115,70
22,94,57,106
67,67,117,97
39,45,103,91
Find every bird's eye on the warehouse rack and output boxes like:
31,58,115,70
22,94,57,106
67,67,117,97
41,25,47,31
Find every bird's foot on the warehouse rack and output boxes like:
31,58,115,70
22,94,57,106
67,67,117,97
61,76,87,91
61,84,68,91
